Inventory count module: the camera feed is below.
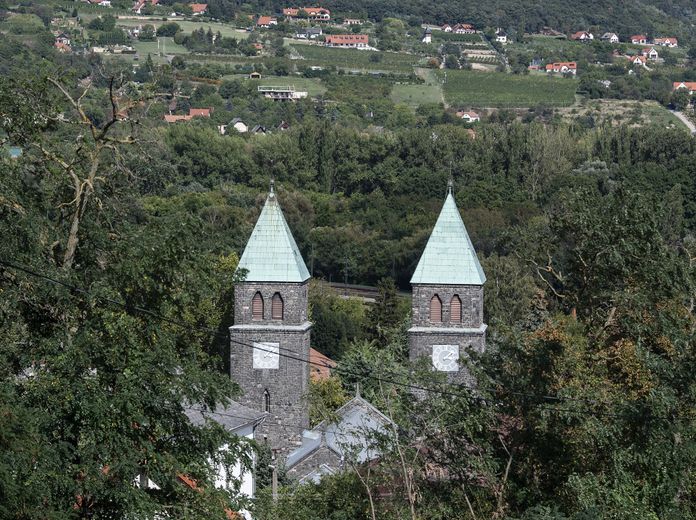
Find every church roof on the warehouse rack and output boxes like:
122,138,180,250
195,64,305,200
410,188,486,285
237,184,310,283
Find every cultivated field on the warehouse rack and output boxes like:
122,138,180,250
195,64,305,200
558,99,686,129
438,69,577,107
290,45,422,72
116,18,249,39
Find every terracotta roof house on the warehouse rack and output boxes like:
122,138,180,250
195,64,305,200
324,34,369,48
54,41,72,53
653,37,678,47
455,110,480,122
570,31,593,41
641,46,659,60
163,108,212,123
452,23,475,34
630,54,646,65
188,108,212,117
190,3,208,15
132,0,158,13
631,34,647,44
545,61,577,75
309,347,336,381
441,24,452,32
256,15,277,27
673,81,696,94
283,6,330,20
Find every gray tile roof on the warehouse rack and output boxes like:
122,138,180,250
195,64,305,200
410,190,486,285
185,400,267,433
237,186,310,283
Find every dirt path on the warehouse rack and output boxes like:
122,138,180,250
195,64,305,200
671,110,696,134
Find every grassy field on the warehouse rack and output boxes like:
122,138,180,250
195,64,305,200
390,83,442,107
133,37,188,56
290,45,422,73
438,69,577,107
116,18,249,39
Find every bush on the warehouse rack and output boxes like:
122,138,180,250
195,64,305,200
156,22,180,37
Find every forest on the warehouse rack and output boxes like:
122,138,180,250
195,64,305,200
1,3,696,519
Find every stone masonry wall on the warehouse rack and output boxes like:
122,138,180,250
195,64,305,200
409,329,485,385
411,284,483,328
234,281,309,325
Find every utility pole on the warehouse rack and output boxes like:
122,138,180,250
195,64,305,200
271,449,278,503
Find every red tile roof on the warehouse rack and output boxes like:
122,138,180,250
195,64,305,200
188,108,211,117
673,81,696,91
256,15,276,25
325,34,368,45
190,3,207,14
309,348,336,381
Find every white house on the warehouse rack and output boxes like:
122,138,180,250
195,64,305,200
231,118,248,133
495,28,507,43
456,110,480,122
422,27,432,44
601,32,619,43
641,46,659,60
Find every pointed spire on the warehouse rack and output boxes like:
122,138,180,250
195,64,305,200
237,185,310,283
410,186,486,285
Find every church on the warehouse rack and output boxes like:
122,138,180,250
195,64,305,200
226,180,487,486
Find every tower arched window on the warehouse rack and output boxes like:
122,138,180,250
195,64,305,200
450,295,462,323
263,389,271,413
271,292,284,320
429,295,442,323
252,292,264,321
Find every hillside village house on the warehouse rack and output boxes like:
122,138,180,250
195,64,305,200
570,31,593,41
441,24,452,32
456,110,480,122
545,61,577,75
344,18,362,25
654,37,678,47
601,32,619,43
283,6,330,21
190,3,208,15
325,34,369,48
630,55,647,66
256,15,277,28
452,23,475,34
641,46,659,60
295,26,322,39
422,27,432,43
673,82,696,94
495,29,507,43
631,34,648,44
132,0,158,13
163,107,212,123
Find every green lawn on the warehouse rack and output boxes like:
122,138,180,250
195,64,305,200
133,37,188,56
290,45,422,73
438,69,577,107
116,18,249,39
391,83,442,108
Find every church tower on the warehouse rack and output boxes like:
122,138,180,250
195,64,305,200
409,183,486,383
230,182,311,452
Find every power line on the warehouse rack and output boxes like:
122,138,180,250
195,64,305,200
0,259,678,421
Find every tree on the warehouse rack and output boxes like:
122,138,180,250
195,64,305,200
139,24,156,41
157,22,181,37
671,89,690,111
366,277,403,342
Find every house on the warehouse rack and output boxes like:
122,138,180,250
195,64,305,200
452,23,475,34
249,71,261,79
641,46,659,60
230,118,248,133
422,27,432,44
163,108,212,123
184,401,267,510
276,120,291,131
630,55,646,66
250,125,267,134
673,82,696,94
527,58,542,70
441,24,452,32
456,110,480,122
324,34,369,48
283,6,330,21
296,26,322,39
54,32,71,45
570,31,593,41
495,29,507,43
88,0,112,6
256,15,277,28
653,37,678,47
54,41,72,53
132,0,158,13
631,34,647,44
344,18,362,25
601,32,619,43
309,348,336,381
190,3,208,15
545,61,577,75
286,391,395,483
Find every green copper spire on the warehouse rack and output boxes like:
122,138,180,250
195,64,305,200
237,181,310,283
410,184,486,285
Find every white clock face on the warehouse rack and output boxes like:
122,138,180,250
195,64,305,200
253,342,279,369
432,344,459,372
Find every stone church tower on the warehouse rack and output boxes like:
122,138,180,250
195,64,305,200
409,183,486,383
230,183,311,453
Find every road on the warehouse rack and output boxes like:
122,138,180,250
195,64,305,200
671,110,696,134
